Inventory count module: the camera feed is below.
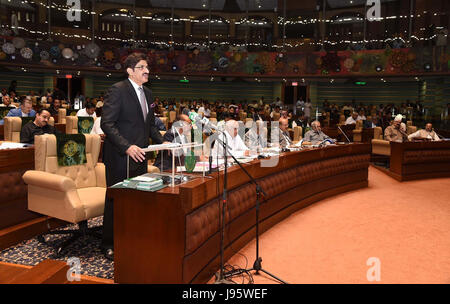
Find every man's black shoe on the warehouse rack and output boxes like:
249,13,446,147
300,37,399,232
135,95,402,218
104,248,114,261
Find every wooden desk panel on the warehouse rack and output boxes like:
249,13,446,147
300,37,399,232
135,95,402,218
389,141,450,181
111,143,371,284
0,147,65,250
0,148,39,248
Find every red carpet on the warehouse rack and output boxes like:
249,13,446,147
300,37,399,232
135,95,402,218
215,166,450,284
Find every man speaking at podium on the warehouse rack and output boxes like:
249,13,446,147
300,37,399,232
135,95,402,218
100,53,165,260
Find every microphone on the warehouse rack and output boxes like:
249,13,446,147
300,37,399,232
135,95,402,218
432,128,444,140
191,114,220,174
294,138,304,148
194,115,219,132
337,124,351,143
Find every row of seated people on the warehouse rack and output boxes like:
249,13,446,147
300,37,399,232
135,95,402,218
11,112,441,258
372,114,442,156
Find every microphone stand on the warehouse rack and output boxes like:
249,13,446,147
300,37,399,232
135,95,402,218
212,135,287,284
214,131,235,284
337,125,351,143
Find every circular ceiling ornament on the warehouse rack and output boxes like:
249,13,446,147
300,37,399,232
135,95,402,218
50,45,61,58
20,47,33,59
115,63,122,70
40,50,50,60
218,57,229,68
62,48,74,59
0,52,7,60
84,42,100,59
2,43,15,55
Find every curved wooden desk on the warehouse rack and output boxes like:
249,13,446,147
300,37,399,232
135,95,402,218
389,141,450,181
110,143,371,283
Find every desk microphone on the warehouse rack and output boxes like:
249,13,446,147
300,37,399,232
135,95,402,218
194,115,219,132
432,128,445,140
337,125,351,143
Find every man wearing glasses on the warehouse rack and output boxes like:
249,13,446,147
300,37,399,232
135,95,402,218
101,53,165,260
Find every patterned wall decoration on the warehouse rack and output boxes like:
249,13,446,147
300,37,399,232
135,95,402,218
1,36,449,77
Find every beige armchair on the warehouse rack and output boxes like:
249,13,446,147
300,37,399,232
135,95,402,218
407,125,417,135
65,116,78,134
373,126,383,140
371,139,390,156
371,127,390,155
22,134,106,255
169,111,177,123
293,126,303,142
353,120,364,142
58,108,67,124
4,116,54,142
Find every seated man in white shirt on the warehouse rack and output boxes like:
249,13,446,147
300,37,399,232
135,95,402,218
154,114,192,171
345,112,359,125
197,103,205,117
216,112,232,132
203,104,211,118
77,102,97,118
90,103,104,139
245,120,267,151
408,123,441,141
212,119,249,158
357,109,366,121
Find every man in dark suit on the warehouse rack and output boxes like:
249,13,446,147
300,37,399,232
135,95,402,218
100,53,166,260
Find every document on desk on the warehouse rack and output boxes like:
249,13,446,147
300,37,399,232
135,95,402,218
0,142,32,150
110,175,166,192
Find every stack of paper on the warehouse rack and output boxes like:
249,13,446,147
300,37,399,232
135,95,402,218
0,142,31,150
116,176,165,192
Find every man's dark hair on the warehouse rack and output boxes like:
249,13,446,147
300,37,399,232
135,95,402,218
85,102,95,109
124,53,148,71
37,108,50,115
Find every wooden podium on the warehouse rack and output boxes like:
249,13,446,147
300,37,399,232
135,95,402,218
110,143,371,284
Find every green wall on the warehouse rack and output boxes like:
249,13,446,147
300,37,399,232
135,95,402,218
91,77,278,103
0,71,47,95
313,80,421,105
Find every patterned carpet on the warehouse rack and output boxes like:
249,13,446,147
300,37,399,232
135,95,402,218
0,216,114,280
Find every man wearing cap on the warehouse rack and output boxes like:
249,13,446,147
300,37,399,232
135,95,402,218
384,114,408,142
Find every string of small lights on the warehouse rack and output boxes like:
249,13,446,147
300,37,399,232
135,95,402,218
18,0,448,26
